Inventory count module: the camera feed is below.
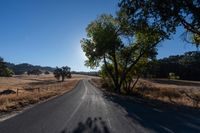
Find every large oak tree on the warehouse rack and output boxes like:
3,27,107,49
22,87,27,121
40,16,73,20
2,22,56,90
81,14,163,93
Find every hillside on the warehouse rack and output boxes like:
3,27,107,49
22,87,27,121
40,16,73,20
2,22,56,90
5,62,55,75
144,51,200,81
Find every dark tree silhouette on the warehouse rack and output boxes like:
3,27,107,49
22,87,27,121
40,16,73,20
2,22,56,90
0,57,14,77
27,69,42,75
142,51,200,81
44,71,50,75
119,0,200,47
53,66,71,82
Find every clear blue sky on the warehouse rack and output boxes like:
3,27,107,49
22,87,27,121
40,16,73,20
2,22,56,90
0,0,197,71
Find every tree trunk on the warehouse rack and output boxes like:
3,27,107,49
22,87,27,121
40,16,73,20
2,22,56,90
131,75,140,91
103,53,122,94
103,55,120,93
112,51,120,93
115,84,121,94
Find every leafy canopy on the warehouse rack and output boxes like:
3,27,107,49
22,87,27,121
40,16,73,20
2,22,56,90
119,0,200,46
81,14,122,68
81,14,162,93
53,66,71,82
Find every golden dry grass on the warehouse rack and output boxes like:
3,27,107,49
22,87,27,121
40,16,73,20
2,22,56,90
135,79,200,107
0,74,82,112
90,78,200,108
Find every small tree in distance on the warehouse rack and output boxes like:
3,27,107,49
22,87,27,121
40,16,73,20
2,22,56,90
0,57,14,77
44,71,50,75
27,69,42,75
53,66,71,82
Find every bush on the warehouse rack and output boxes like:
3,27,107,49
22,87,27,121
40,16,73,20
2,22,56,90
0,68,14,77
27,69,42,75
0,57,14,77
44,71,50,75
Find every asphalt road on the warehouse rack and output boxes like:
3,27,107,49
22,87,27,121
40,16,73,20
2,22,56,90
0,80,200,133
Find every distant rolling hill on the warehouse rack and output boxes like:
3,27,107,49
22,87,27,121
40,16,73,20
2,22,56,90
5,62,55,75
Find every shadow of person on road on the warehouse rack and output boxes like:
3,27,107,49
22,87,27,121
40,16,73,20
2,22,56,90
102,92,200,133
61,117,110,133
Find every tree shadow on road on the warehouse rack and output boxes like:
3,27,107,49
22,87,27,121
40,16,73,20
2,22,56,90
61,117,110,133
103,92,200,133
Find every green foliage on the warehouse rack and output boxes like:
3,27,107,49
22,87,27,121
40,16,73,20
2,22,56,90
118,0,200,81
144,51,200,81
81,14,161,93
0,57,14,77
81,14,122,68
99,64,115,90
193,34,200,46
1,68,14,77
53,66,71,82
119,0,200,44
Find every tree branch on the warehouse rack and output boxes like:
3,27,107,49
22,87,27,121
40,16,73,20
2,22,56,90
103,55,115,85
179,16,200,35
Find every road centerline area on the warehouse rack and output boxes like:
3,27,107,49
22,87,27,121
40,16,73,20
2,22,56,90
0,79,199,133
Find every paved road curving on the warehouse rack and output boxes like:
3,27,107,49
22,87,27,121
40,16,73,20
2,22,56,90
0,80,200,133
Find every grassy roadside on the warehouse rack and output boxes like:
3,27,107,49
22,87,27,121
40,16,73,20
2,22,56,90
0,75,80,113
90,78,200,108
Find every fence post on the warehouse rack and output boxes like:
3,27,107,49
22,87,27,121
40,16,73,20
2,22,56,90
17,89,18,96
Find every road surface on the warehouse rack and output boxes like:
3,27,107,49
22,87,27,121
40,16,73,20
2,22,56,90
0,80,200,133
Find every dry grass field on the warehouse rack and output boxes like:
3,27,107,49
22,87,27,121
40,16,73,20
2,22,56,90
0,74,84,112
91,78,200,108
